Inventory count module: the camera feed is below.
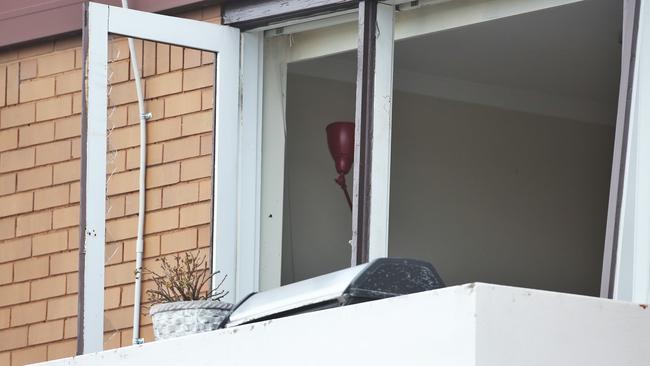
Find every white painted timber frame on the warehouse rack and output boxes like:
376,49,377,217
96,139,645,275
614,0,650,304
83,2,240,353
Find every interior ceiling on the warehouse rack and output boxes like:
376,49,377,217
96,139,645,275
292,0,622,106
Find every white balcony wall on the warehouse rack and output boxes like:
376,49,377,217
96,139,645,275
39,284,650,366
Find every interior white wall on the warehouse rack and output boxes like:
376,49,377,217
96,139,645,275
282,73,614,296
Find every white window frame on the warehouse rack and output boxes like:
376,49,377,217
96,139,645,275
83,2,240,353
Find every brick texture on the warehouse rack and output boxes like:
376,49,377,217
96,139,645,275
0,6,220,363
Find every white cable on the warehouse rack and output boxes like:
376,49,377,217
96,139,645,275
121,0,148,345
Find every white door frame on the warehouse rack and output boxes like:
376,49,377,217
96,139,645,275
83,2,240,353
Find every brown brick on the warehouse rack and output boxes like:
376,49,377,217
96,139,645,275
75,49,83,69
0,326,27,351
0,191,33,218
125,144,163,170
16,210,51,237
156,43,170,74
53,159,79,184
109,39,130,61
18,121,54,147
200,134,212,156
0,308,9,328
0,147,35,173
17,165,52,191
182,111,212,136
164,90,201,117
6,63,18,105
36,140,70,165
38,51,75,77
65,273,78,294
184,48,202,69
145,71,182,98
201,88,213,110
162,181,199,208
0,237,30,263
11,301,47,326
105,262,135,287
72,92,82,114
148,117,181,143
14,256,49,282
55,70,82,95
36,95,72,122
0,103,35,128
180,202,211,227
202,51,215,65
34,184,69,210
0,173,16,195
163,135,200,162
33,230,68,256
145,207,179,234
31,275,66,300
0,129,18,152
0,263,11,285
170,46,183,71
67,227,79,250
146,162,180,188
63,317,76,339
54,115,81,140
12,344,47,366
109,124,140,150
107,148,126,173
198,225,210,248
19,77,55,102
106,195,125,219
28,320,64,345
52,205,79,229
123,235,160,261
69,182,80,204
0,282,29,307
0,65,5,107
106,216,137,242
54,36,80,51
124,188,161,215
47,295,77,320
160,227,197,254
109,80,140,106
105,286,121,310
183,65,213,91
110,59,130,84
105,242,122,265
198,179,211,201
18,42,53,59
129,39,144,80
47,339,76,361
105,306,133,330
50,250,78,275
0,217,15,240
180,155,211,181
106,169,138,196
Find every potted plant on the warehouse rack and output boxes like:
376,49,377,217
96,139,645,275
144,251,232,340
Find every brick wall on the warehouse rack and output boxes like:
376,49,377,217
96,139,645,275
0,6,221,365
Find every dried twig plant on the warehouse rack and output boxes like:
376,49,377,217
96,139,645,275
142,251,228,305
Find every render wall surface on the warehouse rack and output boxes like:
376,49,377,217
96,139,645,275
0,6,221,365
282,73,614,296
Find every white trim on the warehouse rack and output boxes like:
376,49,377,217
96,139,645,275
368,3,395,260
237,31,264,298
84,2,109,354
260,36,289,290
284,0,583,63
614,0,650,304
85,4,241,350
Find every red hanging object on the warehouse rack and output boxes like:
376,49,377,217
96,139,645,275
326,122,354,210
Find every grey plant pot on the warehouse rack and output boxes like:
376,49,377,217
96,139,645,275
150,300,233,340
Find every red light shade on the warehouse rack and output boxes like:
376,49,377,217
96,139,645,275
326,122,355,175
326,122,354,210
